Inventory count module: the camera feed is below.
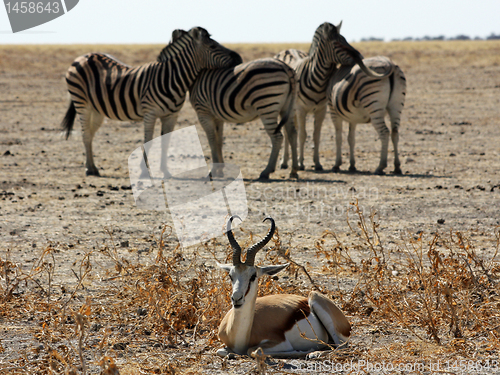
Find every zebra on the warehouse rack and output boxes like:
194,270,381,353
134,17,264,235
276,22,389,171
189,57,299,180
328,56,407,175
61,27,242,176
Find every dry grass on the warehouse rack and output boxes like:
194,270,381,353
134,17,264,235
2,40,500,79
1,206,499,374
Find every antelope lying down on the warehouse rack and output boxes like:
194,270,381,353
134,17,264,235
217,216,351,358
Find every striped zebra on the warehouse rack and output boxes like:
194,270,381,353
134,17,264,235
61,27,242,176
189,58,299,180
276,22,389,171
328,56,407,174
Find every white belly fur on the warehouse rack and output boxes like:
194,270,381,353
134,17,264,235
261,311,328,353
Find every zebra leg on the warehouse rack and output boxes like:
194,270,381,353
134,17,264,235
312,105,326,171
284,115,299,179
198,114,225,177
296,108,307,170
141,113,159,178
259,119,283,180
347,123,357,172
213,118,225,177
371,116,390,175
80,109,104,176
280,128,290,169
388,109,402,175
159,115,178,178
331,114,343,172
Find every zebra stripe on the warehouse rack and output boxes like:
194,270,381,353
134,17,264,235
276,22,389,171
189,58,299,180
61,27,241,176
328,56,407,174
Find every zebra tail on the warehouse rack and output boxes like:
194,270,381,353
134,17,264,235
61,100,76,140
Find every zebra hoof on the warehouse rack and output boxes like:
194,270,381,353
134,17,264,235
289,171,299,179
298,165,305,171
280,163,288,170
314,165,323,171
393,167,402,175
348,166,357,173
332,166,340,173
86,168,100,176
374,169,386,175
258,173,270,180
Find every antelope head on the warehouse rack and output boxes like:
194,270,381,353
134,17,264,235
218,216,289,309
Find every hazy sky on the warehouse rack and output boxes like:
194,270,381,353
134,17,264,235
1,0,499,44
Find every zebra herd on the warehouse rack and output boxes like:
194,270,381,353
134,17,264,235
62,23,406,179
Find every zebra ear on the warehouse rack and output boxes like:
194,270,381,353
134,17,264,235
336,21,343,32
322,22,337,40
189,27,210,41
171,29,187,43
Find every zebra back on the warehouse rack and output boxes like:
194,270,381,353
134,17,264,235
64,27,242,123
274,49,308,69
190,58,296,124
328,56,405,123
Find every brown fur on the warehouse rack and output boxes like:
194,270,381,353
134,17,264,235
219,294,310,348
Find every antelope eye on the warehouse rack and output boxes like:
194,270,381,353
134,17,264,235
250,274,256,282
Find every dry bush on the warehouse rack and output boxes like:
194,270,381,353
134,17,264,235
0,224,307,374
314,201,500,367
1,207,499,373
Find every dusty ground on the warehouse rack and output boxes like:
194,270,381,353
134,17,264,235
1,41,500,373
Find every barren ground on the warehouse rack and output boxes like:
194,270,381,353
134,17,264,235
0,41,499,374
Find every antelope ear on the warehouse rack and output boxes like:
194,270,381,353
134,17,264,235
258,263,289,277
217,262,233,273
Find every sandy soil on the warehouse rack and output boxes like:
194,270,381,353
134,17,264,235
2,42,499,263
1,41,499,373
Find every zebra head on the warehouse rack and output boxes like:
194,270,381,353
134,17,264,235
188,26,243,69
312,22,388,78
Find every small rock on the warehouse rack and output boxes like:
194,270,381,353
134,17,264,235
437,219,445,224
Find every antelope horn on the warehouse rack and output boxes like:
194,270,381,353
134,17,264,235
245,217,275,266
227,215,242,265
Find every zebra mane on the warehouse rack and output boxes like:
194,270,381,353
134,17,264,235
308,23,329,55
157,29,194,63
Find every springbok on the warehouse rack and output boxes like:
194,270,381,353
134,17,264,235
217,216,351,358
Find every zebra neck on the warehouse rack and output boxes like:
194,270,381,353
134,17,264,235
157,36,202,88
158,50,201,93
306,55,335,88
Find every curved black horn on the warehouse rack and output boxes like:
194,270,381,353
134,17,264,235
227,215,242,265
245,217,275,266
